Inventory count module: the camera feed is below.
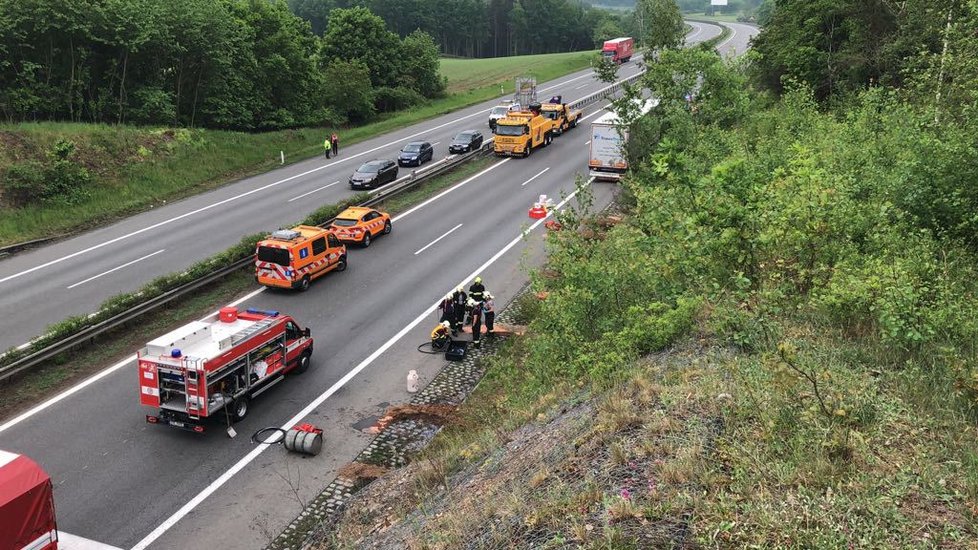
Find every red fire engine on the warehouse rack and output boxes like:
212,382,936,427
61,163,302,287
138,307,313,433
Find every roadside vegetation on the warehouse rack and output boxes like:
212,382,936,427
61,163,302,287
321,1,978,545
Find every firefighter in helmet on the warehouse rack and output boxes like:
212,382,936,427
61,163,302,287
431,321,451,351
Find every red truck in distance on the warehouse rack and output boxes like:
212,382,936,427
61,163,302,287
601,37,634,64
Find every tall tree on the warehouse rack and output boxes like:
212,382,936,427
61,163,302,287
320,6,400,88
637,0,685,51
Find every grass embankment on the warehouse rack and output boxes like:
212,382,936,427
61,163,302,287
0,50,593,247
321,50,978,547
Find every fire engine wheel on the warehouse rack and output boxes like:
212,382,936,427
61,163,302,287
232,396,250,422
362,232,372,248
570,118,578,128
298,276,310,291
295,352,311,374
383,221,392,234
335,256,347,272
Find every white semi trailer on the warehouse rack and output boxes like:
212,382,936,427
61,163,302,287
587,98,657,182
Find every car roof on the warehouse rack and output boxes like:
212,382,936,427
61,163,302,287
359,159,389,168
336,206,378,219
403,141,429,147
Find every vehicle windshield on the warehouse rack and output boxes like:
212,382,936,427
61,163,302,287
542,110,559,120
494,125,524,136
332,218,357,227
490,107,510,116
357,162,382,173
454,133,473,143
402,144,421,153
257,246,290,266
602,51,615,58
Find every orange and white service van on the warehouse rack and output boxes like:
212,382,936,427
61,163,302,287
255,225,346,291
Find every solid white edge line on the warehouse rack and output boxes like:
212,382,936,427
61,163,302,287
414,223,464,255
67,249,167,289
287,181,339,203
391,158,510,223
520,167,550,187
0,286,268,436
716,22,739,51
130,178,592,550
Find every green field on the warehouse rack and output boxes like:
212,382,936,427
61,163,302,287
0,50,595,247
440,50,596,94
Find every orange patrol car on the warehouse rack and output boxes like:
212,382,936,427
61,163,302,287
255,225,346,291
328,207,392,248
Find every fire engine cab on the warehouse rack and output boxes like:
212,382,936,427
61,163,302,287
138,307,313,432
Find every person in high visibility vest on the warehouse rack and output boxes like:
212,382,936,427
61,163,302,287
431,321,451,351
323,137,332,159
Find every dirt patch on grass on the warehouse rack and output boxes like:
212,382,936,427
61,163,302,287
337,462,391,483
366,404,459,434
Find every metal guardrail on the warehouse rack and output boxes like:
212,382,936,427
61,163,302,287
0,73,640,384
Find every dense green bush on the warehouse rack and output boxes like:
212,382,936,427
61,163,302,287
1,138,92,206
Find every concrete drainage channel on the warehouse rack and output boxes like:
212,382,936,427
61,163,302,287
267,285,533,550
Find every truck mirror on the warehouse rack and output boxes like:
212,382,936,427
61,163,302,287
303,328,311,337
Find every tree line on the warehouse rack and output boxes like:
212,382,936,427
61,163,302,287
0,0,443,129
288,0,638,58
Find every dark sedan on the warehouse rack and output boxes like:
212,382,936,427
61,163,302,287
449,130,484,154
398,141,434,167
349,159,398,189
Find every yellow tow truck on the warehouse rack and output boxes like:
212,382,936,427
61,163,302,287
540,95,581,135
493,103,556,158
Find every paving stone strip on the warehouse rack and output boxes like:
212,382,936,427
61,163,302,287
267,285,533,550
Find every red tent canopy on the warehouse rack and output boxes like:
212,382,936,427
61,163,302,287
0,450,58,550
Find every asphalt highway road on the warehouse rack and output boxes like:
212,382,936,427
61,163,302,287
0,30,691,352
0,21,756,549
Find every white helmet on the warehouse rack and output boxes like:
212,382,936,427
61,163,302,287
441,321,451,328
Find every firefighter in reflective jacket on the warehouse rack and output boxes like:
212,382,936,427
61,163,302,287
468,277,486,306
431,321,451,351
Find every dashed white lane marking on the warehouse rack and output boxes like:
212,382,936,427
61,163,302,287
521,167,550,187
287,181,339,202
67,249,166,289
392,159,510,223
414,223,463,255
